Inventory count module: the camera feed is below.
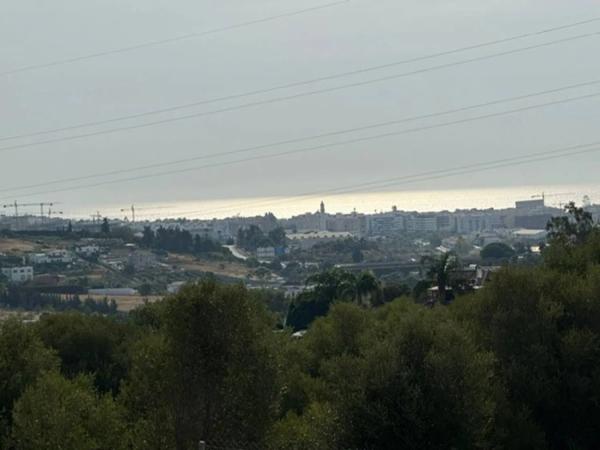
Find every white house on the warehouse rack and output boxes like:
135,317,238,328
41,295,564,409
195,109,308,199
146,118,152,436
1,266,34,284
28,250,72,265
75,245,100,258
256,247,276,260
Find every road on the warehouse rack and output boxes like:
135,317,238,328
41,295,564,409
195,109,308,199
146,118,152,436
223,245,249,261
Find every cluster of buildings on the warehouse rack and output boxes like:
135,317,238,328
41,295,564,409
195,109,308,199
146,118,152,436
287,199,558,237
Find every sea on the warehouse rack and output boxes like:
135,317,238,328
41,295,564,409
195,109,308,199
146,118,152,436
62,183,600,221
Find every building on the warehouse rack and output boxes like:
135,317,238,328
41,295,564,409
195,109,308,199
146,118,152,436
366,211,405,236
256,247,276,260
406,215,438,232
287,231,354,250
515,199,545,211
75,245,100,258
1,266,34,284
127,251,157,270
28,250,72,265
512,228,547,243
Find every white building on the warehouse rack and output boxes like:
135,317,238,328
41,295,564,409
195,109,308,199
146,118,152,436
1,266,34,284
406,215,438,232
28,250,72,265
256,247,276,260
367,212,405,236
512,229,547,242
287,231,353,250
75,245,100,258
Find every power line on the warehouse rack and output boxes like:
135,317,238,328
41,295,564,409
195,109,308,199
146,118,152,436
138,141,600,219
0,0,351,77
1,30,598,148
1,78,599,195
2,90,598,202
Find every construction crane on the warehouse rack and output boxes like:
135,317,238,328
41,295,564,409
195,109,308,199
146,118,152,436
2,201,59,218
90,211,102,223
120,205,167,223
121,205,136,223
531,192,576,209
531,192,575,201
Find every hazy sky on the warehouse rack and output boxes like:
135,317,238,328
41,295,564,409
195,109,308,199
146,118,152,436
2,0,600,215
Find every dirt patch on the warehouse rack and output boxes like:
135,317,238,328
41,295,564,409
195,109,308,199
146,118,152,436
0,238,37,253
166,254,249,279
83,294,163,312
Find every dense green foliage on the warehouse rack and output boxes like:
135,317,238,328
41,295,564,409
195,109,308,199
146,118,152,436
286,269,380,331
141,226,223,255
1,205,600,449
0,286,118,315
237,225,286,251
10,373,127,450
480,242,515,259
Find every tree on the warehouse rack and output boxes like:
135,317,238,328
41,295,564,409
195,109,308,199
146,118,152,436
422,252,459,303
452,264,600,449
121,281,280,449
481,242,515,259
67,220,73,233
237,225,269,251
546,201,594,244
268,227,286,248
351,247,364,263
10,372,127,450
35,313,132,394
141,226,155,247
277,302,497,450
355,271,380,306
101,218,110,235
287,269,380,330
380,282,411,304
138,283,153,296
0,320,58,442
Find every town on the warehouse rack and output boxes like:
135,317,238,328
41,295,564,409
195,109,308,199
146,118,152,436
0,195,580,318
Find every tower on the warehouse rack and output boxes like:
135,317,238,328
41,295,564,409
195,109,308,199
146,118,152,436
318,201,327,231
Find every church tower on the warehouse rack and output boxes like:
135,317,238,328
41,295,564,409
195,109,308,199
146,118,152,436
318,201,327,231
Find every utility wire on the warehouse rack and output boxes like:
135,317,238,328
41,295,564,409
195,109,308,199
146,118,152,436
1,30,598,148
130,141,600,219
1,78,599,195
0,0,351,77
2,90,598,202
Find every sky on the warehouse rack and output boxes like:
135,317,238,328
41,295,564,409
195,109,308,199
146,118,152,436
1,0,600,217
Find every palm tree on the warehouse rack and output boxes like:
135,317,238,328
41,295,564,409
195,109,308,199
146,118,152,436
422,252,459,304
355,272,380,306
306,269,380,306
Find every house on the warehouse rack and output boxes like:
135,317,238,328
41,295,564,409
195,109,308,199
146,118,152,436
127,251,157,270
28,250,72,265
75,245,100,258
256,247,276,260
256,246,288,260
1,266,34,284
